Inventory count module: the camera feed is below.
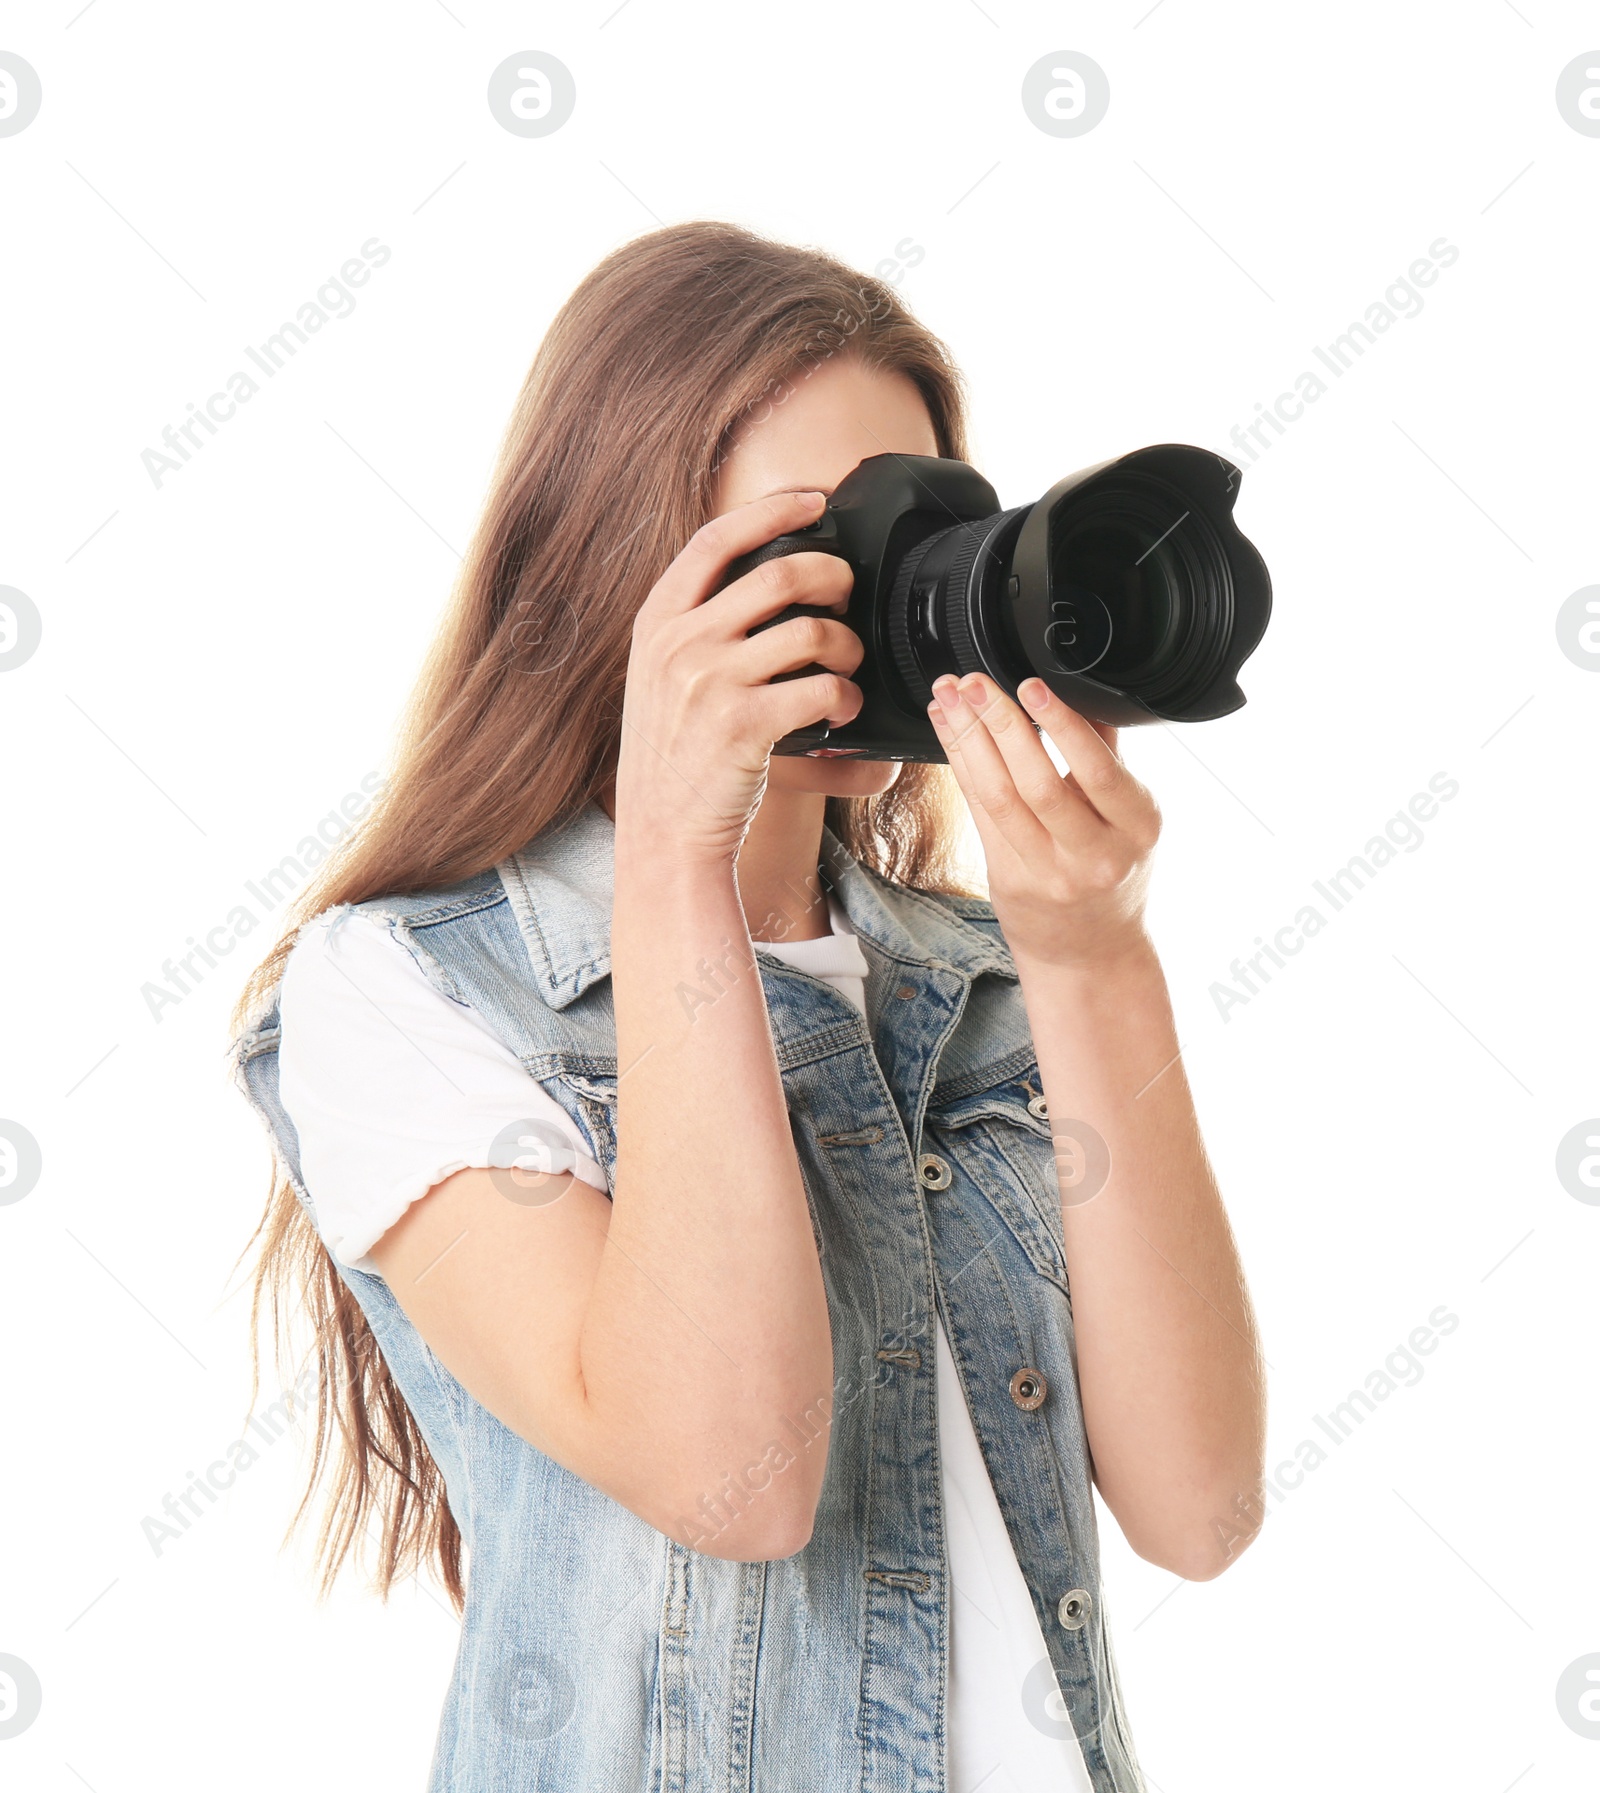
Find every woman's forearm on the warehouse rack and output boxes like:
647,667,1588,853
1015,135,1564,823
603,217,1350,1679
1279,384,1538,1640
580,828,834,1550
1017,939,1267,1580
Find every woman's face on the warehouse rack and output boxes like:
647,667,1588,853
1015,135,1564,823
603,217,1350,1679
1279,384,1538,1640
713,353,941,800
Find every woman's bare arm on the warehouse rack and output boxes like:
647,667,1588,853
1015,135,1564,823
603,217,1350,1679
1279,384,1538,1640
369,491,863,1559
925,669,1267,1581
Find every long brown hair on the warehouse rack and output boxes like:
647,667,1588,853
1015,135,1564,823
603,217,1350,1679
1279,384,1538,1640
235,220,982,1607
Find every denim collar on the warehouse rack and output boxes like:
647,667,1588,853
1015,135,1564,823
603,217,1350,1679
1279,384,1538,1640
498,799,1016,1011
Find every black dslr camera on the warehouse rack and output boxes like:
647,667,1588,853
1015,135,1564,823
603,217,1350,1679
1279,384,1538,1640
723,446,1271,762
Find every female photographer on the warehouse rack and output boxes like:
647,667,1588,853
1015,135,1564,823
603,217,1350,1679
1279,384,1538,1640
232,220,1264,1793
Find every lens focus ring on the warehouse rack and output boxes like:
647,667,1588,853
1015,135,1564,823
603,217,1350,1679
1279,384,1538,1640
884,530,949,706
885,509,1028,709
935,519,999,679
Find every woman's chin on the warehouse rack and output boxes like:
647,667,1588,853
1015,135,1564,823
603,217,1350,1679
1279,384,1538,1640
765,754,905,799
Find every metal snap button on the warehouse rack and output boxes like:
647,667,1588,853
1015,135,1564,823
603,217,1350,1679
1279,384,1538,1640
1027,1094,1049,1120
1009,1367,1048,1410
917,1152,952,1192
1057,1588,1091,1631
895,984,917,1000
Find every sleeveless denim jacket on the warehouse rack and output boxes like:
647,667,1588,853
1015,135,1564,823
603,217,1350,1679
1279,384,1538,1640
230,800,1146,1793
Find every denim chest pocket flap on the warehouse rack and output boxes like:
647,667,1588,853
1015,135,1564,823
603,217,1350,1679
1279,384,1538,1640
923,1072,1070,1294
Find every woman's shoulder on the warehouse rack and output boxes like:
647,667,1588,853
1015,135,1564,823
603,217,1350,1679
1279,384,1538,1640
285,902,403,970
338,866,511,930
284,860,519,1006
279,902,537,1085
275,837,614,1064
280,907,450,1038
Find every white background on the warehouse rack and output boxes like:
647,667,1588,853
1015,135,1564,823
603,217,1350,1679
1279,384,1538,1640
3,3,1597,1789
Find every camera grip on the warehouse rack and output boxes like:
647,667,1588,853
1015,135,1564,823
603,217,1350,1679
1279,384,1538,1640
721,531,852,684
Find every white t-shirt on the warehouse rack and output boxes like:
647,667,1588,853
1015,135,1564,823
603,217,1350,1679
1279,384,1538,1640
278,901,1091,1793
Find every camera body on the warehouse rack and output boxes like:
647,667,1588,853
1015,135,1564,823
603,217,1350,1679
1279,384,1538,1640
722,446,1271,762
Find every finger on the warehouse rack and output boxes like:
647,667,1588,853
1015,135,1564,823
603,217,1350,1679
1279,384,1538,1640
950,673,1109,859
710,549,855,638
759,668,864,736
734,612,864,684
926,682,1052,867
1014,677,1160,839
649,490,829,617
926,694,1008,865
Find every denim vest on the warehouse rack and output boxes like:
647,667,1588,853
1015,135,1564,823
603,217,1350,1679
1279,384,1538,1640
230,801,1145,1793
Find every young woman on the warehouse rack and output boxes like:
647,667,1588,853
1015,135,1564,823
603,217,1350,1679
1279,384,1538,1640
232,221,1265,1793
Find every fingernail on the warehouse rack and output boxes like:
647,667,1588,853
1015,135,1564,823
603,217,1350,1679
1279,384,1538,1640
958,674,985,704
1021,679,1050,712
934,677,961,710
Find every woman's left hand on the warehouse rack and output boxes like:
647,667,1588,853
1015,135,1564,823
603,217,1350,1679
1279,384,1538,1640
927,672,1163,971
933,672,1265,1581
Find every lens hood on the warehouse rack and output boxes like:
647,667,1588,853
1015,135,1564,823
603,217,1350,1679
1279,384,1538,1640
1008,445,1271,726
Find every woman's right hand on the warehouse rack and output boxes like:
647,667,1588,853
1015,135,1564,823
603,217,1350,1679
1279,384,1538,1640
376,490,849,1563
613,490,864,867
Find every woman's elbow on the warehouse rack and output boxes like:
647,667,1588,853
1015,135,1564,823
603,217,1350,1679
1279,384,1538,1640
641,1442,828,1562
658,1485,820,1562
697,1507,817,1563
1113,1462,1266,1581
1124,1524,1249,1582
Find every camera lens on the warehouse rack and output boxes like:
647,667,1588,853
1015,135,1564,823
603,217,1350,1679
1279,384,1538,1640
1037,472,1235,712
882,446,1269,727
883,506,1028,706
1046,516,1174,682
